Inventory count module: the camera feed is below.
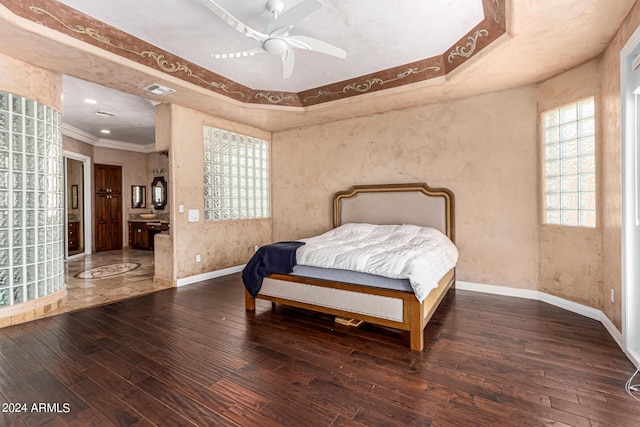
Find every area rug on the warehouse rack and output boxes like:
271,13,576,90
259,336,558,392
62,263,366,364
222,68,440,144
74,262,141,279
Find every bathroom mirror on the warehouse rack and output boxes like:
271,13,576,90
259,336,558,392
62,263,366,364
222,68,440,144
151,176,167,210
131,185,146,208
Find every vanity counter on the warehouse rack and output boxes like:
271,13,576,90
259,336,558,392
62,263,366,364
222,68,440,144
128,220,170,250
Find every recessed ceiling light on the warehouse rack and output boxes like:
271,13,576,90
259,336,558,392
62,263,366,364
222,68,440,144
100,129,111,134
84,98,98,104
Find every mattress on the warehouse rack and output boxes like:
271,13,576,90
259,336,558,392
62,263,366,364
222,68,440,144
295,223,459,302
289,265,413,292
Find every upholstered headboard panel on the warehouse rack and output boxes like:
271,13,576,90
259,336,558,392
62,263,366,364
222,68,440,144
333,183,455,242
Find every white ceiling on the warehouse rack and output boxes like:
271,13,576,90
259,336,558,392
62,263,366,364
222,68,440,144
0,0,634,144
62,76,156,146
56,0,485,92
57,0,486,146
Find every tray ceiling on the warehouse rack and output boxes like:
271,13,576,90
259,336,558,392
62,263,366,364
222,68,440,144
3,0,504,107
0,0,635,142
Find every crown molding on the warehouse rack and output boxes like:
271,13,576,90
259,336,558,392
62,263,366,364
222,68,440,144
62,124,156,153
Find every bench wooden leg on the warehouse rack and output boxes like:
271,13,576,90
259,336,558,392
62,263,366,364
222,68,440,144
245,289,256,311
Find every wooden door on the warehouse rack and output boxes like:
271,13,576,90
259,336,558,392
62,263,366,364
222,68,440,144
94,164,110,193
95,164,122,194
132,223,149,249
108,193,123,249
94,164,122,252
95,193,111,252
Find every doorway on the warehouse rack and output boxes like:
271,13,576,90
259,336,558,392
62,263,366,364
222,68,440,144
63,151,92,259
621,26,640,367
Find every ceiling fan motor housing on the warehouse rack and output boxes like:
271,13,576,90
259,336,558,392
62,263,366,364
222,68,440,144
266,0,284,17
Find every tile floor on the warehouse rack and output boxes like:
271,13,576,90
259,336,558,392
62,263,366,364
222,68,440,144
0,248,172,327
62,248,171,313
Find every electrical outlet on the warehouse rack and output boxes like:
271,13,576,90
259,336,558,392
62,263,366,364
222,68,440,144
611,288,615,303
196,254,201,263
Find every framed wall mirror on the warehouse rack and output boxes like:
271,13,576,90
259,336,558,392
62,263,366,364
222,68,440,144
151,176,167,210
131,185,146,208
71,184,78,209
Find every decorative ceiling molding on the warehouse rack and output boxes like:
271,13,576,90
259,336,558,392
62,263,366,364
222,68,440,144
1,0,506,107
253,92,297,105
301,61,444,106
491,0,502,25
62,124,156,153
447,29,490,63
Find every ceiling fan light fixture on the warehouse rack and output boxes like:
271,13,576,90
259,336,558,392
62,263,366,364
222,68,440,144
263,38,288,55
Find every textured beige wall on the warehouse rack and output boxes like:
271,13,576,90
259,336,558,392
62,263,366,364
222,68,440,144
536,60,604,309
159,104,272,281
272,87,540,289
0,52,62,111
154,233,172,283
63,136,93,158
600,2,640,331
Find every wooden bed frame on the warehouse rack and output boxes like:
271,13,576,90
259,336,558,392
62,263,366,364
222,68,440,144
245,182,456,351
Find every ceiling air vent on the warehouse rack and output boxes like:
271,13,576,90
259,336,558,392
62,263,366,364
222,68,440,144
143,83,176,96
95,110,116,118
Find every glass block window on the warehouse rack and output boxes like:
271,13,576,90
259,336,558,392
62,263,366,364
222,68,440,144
203,126,270,221
542,98,595,227
0,91,64,308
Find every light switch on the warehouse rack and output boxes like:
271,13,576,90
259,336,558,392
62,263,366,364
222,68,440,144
188,209,199,222
178,205,185,213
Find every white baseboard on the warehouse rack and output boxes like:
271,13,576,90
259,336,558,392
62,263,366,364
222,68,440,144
457,280,629,364
176,265,245,287
456,281,539,300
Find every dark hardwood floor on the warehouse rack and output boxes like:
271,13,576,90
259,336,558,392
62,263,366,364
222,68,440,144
0,273,638,426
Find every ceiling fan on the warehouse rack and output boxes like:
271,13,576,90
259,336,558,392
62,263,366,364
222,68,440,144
206,0,347,79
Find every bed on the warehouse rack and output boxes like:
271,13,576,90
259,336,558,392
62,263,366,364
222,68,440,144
244,182,457,351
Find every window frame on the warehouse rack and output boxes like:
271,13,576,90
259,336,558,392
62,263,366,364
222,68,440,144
202,125,271,222
541,97,596,228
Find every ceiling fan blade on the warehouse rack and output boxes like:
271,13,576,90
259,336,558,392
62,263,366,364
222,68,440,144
281,48,295,79
266,0,324,34
287,35,346,59
205,0,266,41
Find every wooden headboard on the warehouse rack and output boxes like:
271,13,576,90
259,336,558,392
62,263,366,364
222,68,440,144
333,183,455,242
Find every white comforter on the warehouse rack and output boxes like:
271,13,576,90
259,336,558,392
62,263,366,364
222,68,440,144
296,223,459,302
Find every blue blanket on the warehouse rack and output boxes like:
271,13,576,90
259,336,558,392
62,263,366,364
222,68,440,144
242,241,305,297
